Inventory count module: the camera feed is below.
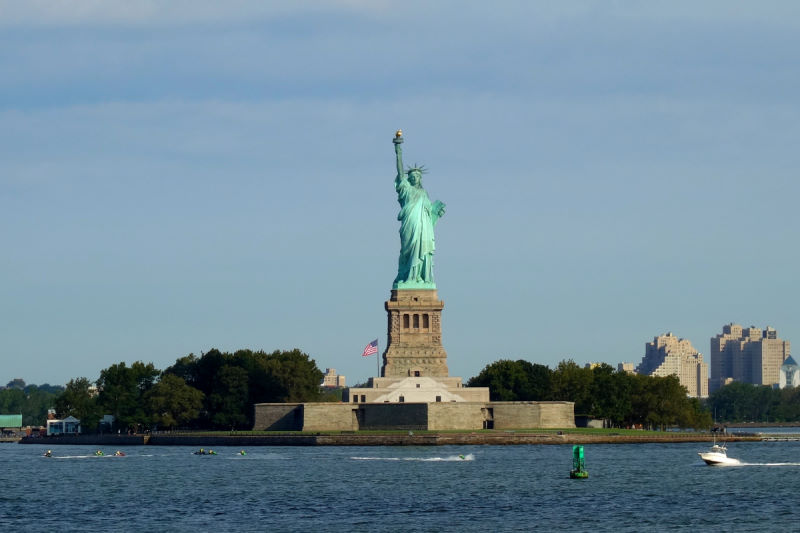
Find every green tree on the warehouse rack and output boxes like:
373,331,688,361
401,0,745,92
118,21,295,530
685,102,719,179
773,387,800,422
164,354,201,384
96,361,160,431
54,378,102,430
647,375,691,430
36,383,66,395
622,374,693,431
230,349,279,409
319,388,344,402
21,385,58,426
1,384,63,426
589,364,632,426
709,381,783,423
145,374,204,430
192,349,228,398
6,378,26,389
209,365,250,429
468,359,553,401
625,373,651,428
0,388,25,416
260,349,324,403
163,348,324,428
678,397,713,430
551,359,594,414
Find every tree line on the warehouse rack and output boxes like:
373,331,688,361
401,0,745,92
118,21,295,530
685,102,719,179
13,352,798,432
53,348,328,433
468,359,712,430
0,380,64,426
707,381,800,423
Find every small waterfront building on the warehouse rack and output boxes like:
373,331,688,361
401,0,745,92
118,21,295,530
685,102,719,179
46,416,81,436
0,414,23,436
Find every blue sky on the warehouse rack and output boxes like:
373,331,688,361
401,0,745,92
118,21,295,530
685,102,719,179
2,1,799,387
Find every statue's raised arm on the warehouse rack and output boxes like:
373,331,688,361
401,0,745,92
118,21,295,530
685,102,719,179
391,130,445,289
393,129,405,182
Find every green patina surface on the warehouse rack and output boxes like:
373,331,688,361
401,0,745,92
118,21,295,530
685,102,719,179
392,131,445,290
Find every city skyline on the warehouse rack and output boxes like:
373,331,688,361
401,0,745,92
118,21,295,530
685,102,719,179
3,2,800,386
710,323,791,392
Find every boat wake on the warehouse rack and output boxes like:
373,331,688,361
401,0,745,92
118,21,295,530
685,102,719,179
51,455,118,459
739,462,800,467
696,461,800,467
351,454,474,462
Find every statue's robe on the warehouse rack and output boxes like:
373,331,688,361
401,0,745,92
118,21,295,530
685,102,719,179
395,177,435,284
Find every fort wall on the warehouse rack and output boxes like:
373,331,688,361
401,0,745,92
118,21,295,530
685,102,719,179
427,402,485,430
253,400,574,431
360,403,429,430
252,403,302,431
302,403,356,432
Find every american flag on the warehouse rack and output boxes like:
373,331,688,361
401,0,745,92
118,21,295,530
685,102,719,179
362,339,378,357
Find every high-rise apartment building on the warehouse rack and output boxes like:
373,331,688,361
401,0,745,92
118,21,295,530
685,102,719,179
321,368,346,388
636,332,709,398
617,362,635,374
709,323,791,393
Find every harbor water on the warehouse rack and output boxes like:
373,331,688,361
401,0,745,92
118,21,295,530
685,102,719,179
2,440,800,532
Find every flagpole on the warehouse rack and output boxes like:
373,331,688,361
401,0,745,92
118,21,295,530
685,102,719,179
376,340,380,378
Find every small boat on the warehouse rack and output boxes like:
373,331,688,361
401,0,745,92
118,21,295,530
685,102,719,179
113,450,125,457
43,450,52,457
94,450,105,456
193,449,217,455
698,441,740,466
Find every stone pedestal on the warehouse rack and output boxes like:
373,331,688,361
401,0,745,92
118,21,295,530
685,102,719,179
382,289,449,378
343,287,491,406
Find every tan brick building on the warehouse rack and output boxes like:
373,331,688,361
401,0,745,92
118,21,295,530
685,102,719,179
617,362,635,374
321,368,345,388
636,332,708,398
709,323,791,393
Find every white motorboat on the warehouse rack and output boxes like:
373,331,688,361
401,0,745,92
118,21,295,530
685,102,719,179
698,442,740,466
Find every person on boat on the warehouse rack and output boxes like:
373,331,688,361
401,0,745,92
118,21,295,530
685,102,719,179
239,450,246,456
44,450,52,457
95,450,104,456
114,450,125,456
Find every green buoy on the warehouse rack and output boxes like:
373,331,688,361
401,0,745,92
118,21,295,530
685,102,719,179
570,445,589,479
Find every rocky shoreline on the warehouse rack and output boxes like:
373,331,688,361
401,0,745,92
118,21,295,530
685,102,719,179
17,432,765,446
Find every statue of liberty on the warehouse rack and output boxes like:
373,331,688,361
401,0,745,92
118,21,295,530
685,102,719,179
392,130,446,288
